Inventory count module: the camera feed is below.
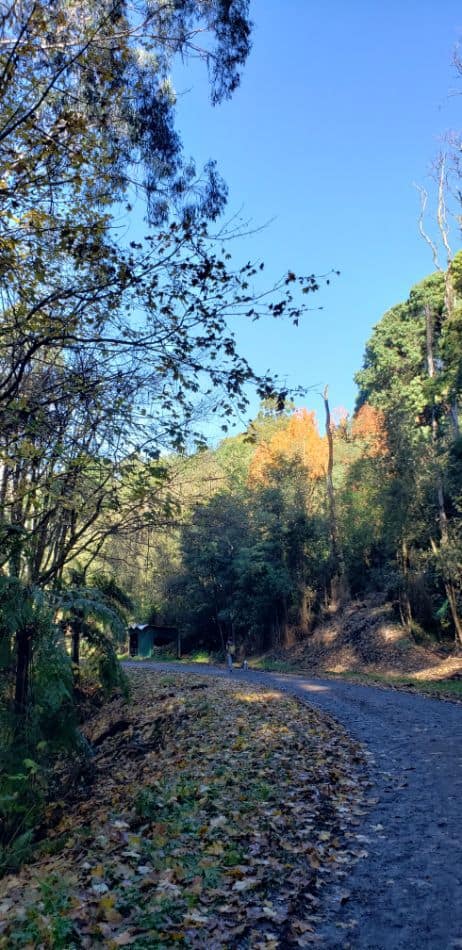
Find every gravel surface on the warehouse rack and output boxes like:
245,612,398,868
124,662,462,949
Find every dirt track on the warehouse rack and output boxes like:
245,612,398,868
125,662,462,949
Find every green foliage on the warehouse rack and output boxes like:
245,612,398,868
30,628,75,746
56,574,132,702
0,571,133,873
58,586,127,646
97,648,130,699
0,828,35,877
0,605,76,873
161,447,330,654
340,453,399,594
353,266,462,639
355,272,445,420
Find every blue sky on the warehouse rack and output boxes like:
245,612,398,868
172,1,462,429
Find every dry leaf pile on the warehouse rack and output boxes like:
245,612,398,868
283,596,462,681
0,670,368,948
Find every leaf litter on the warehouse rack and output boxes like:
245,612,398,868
0,670,369,947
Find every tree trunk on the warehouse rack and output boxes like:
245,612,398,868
323,386,348,607
446,583,462,649
71,615,83,686
399,539,413,629
15,624,32,715
72,627,80,667
216,617,226,654
432,542,462,649
426,303,449,541
430,538,462,649
449,398,460,438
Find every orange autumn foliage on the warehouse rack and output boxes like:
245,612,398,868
249,409,328,484
351,403,387,455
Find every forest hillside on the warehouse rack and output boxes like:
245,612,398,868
105,262,462,672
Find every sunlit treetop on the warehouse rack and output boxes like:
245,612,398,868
351,403,387,457
249,408,328,484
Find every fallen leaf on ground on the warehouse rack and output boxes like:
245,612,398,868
0,671,368,948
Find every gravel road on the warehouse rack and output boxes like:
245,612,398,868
124,662,462,949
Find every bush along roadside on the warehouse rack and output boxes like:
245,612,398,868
0,578,130,876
